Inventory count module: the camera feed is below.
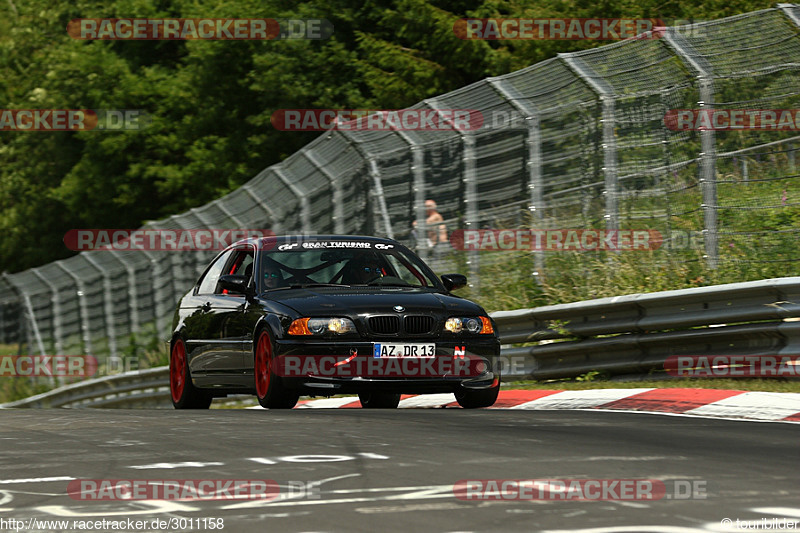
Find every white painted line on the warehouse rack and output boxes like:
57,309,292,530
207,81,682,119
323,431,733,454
0,476,74,484
509,389,655,410
685,391,800,421
398,394,455,408
752,507,800,518
542,526,707,533
129,461,224,469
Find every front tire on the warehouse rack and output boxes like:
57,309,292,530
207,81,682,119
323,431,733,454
170,338,212,409
358,392,401,408
254,330,299,409
455,382,499,408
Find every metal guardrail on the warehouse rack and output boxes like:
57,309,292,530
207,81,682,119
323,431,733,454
493,276,800,379
3,277,799,408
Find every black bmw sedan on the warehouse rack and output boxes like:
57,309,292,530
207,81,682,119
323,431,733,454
169,235,500,409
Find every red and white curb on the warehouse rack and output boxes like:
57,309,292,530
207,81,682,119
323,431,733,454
292,388,800,423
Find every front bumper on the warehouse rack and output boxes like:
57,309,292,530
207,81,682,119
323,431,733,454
274,338,500,395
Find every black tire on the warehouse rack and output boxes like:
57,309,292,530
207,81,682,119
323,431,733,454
358,391,401,408
455,383,499,409
254,329,299,409
170,338,212,409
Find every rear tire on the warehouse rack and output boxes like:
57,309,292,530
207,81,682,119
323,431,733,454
358,392,401,408
455,383,499,409
254,330,299,409
170,338,212,409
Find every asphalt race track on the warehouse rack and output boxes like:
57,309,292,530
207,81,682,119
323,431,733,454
0,409,797,532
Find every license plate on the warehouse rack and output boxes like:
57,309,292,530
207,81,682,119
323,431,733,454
372,343,436,358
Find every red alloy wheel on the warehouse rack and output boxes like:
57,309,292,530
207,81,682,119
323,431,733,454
170,339,187,403
255,332,272,399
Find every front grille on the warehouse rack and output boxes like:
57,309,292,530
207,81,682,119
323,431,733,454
369,315,400,334
404,315,434,334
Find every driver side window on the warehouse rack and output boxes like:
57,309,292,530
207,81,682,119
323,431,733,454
218,248,255,295
197,250,234,295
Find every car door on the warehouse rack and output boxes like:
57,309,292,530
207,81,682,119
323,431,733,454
183,248,243,381
216,244,257,386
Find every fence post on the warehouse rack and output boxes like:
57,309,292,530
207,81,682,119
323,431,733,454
426,98,479,293
488,77,544,282
105,253,140,341
336,132,395,240
304,151,346,234
777,3,800,28
662,29,718,268
138,248,172,344
242,183,284,235
560,54,620,241
367,158,395,239
30,268,63,357
55,262,94,356
82,254,118,363
389,128,427,261
3,274,48,386
273,167,312,236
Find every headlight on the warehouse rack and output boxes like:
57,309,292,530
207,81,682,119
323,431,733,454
464,318,482,333
445,316,495,334
289,317,357,336
444,317,463,333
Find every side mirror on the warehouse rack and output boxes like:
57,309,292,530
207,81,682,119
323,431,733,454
218,274,254,298
441,273,467,292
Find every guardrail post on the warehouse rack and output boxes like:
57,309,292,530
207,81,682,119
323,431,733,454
662,29,718,268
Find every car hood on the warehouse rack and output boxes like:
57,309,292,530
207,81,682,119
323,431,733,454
261,287,485,317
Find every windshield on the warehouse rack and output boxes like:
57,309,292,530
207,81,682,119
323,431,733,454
257,241,441,291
